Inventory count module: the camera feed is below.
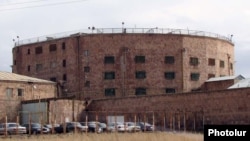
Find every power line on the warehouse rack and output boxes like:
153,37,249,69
0,0,88,12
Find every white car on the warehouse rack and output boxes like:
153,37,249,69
0,123,26,135
124,122,141,132
107,122,125,132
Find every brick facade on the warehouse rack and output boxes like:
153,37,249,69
12,29,234,100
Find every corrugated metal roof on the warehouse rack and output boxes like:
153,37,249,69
206,75,245,82
228,78,250,89
0,71,55,84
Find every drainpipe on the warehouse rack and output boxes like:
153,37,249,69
181,48,186,92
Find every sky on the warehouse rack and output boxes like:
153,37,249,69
0,0,250,77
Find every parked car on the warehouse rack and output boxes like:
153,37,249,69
22,123,50,134
54,122,88,133
124,122,141,132
43,123,60,133
136,122,155,131
80,121,102,133
107,122,125,132
0,123,26,135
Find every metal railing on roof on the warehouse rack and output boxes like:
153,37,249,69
14,28,233,46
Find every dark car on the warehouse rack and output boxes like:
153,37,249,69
22,123,49,134
136,122,155,131
54,122,88,133
80,121,105,133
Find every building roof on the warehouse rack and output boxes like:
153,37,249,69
228,78,250,89
205,75,245,82
0,71,55,84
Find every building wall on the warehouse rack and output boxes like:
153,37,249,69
12,33,234,100
0,81,57,122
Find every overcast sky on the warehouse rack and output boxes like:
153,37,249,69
1,0,250,77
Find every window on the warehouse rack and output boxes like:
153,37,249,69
27,65,30,72
166,88,176,94
136,71,146,79
135,88,146,96
220,60,225,68
49,44,57,52
84,66,90,72
85,81,90,87
104,56,115,64
208,58,215,66
27,49,30,55
230,63,233,70
190,57,199,66
50,77,57,82
104,72,115,79
6,88,13,98
18,89,23,97
135,56,145,63
35,46,43,54
36,64,43,71
191,73,200,81
84,50,89,56
165,56,175,64
63,60,66,67
14,60,16,65
63,74,67,81
62,42,66,50
105,88,115,96
165,72,175,80
208,74,215,79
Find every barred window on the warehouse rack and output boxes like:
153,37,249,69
191,73,200,81
85,81,90,87
165,72,175,80
62,42,66,50
104,56,115,64
50,77,57,82
135,88,146,96
165,56,175,64
18,89,24,97
136,71,146,79
63,60,66,67
49,44,57,52
35,46,43,54
135,56,145,63
105,88,115,96
208,58,215,66
190,57,199,66
104,72,115,80
84,66,90,72
220,60,225,68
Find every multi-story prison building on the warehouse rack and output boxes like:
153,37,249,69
12,28,234,100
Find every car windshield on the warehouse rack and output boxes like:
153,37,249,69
32,123,41,128
9,124,17,127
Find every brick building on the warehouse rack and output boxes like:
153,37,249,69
0,71,56,122
12,28,234,100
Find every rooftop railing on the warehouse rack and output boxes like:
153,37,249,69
14,28,233,46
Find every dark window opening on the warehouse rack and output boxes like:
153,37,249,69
27,49,30,55
63,74,67,81
220,60,225,68
190,57,199,66
166,88,176,94
104,72,115,80
208,58,215,66
36,64,43,71
85,81,90,87
135,88,146,96
105,88,116,96
230,63,233,70
191,73,200,81
104,56,115,64
165,72,175,80
27,65,30,72
165,56,175,64
49,44,57,52
84,66,90,72
14,60,16,65
63,60,66,67
35,46,43,54
135,56,145,63
50,77,57,82
18,89,23,97
62,42,66,50
136,71,146,79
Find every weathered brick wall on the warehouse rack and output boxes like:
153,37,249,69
12,34,234,100
86,88,250,129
